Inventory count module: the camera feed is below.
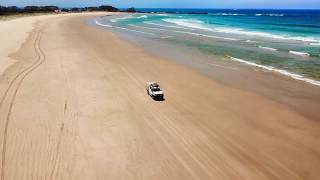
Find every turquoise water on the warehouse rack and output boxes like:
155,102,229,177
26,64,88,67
96,9,320,85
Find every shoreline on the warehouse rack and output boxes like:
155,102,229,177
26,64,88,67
93,14,320,87
95,18,320,87
0,13,320,179
92,16,320,121
228,56,320,86
93,12,320,86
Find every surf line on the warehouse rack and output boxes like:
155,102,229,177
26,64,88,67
228,56,320,87
144,22,196,31
289,50,309,57
95,20,155,36
95,20,113,27
258,46,277,51
129,24,238,41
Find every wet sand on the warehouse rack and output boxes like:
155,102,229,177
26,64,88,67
0,13,320,180
108,23,320,121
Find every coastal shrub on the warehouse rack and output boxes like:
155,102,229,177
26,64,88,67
0,5,118,15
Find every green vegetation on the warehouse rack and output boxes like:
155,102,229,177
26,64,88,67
0,5,119,16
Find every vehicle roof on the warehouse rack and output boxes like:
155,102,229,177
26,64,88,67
147,82,160,86
151,83,159,87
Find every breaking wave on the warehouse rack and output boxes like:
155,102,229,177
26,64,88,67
289,50,310,57
255,13,284,17
163,18,320,43
211,13,245,16
229,56,320,86
258,46,277,51
137,15,148,19
110,15,133,22
162,18,212,31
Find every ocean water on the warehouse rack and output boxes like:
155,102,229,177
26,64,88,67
95,9,320,86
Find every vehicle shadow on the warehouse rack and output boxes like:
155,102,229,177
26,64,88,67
153,97,165,102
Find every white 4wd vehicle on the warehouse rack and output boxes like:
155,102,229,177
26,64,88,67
146,82,164,100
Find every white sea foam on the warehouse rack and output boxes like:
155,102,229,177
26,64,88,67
228,56,320,86
255,13,284,17
144,22,195,31
163,18,213,31
163,18,320,43
157,14,170,16
110,15,133,22
213,27,320,43
212,13,245,16
130,24,237,41
258,46,277,51
246,40,258,43
95,20,113,27
310,43,320,46
95,20,155,35
137,15,148,19
289,50,310,57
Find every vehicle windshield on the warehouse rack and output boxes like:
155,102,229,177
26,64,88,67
152,88,161,92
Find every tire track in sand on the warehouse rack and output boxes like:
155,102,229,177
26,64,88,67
0,29,46,180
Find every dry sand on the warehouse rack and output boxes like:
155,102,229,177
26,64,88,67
0,13,319,180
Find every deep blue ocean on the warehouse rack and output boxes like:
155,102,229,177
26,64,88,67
96,9,320,85
131,9,320,44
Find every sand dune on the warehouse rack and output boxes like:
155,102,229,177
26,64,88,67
0,13,319,180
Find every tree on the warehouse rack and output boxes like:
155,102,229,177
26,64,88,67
99,5,119,12
24,6,40,13
0,5,118,15
60,8,70,12
126,7,136,13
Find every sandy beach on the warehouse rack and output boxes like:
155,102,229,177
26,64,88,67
0,13,320,180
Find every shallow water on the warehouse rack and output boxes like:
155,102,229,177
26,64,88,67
95,9,320,85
